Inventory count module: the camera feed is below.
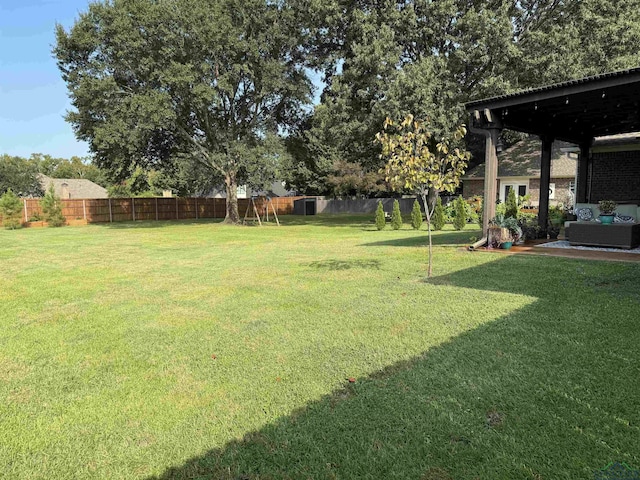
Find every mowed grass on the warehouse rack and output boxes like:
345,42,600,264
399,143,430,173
1,215,639,479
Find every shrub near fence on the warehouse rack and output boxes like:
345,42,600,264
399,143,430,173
1,196,307,225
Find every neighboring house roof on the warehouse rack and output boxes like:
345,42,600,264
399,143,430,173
463,137,577,180
38,175,108,199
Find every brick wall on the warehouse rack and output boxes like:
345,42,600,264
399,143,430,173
462,179,484,198
589,151,640,202
529,178,573,205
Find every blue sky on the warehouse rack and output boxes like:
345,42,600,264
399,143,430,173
0,0,325,160
1,0,92,158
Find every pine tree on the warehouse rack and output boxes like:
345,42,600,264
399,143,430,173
375,201,386,230
453,196,467,231
410,199,423,230
432,197,445,231
505,187,518,219
40,185,66,227
391,199,402,230
0,189,24,229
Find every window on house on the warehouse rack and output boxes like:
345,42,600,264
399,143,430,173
518,185,527,197
502,183,528,203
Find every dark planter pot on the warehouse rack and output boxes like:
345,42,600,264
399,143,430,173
599,214,615,225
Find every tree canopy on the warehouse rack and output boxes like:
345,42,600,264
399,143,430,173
286,0,640,195
55,0,315,222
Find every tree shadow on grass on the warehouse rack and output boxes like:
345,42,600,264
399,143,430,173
95,219,223,229
361,229,482,248
307,259,382,270
147,256,640,480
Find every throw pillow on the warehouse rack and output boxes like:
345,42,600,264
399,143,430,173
575,207,593,221
614,214,635,223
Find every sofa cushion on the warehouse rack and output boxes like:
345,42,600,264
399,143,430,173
575,207,593,221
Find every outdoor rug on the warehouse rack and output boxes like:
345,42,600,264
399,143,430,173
537,240,640,254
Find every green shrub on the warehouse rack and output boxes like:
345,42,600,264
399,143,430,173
432,197,445,230
375,201,386,230
40,185,66,227
453,196,467,231
0,189,24,229
391,199,402,230
410,200,423,230
505,188,518,219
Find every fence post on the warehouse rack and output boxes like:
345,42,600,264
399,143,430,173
195,197,198,219
132,198,136,221
176,197,179,220
83,199,87,221
155,198,159,221
109,198,113,222
213,198,216,218
23,198,28,223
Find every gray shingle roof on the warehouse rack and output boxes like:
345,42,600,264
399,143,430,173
463,137,577,180
38,175,108,199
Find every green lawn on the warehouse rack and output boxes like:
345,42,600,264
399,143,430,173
1,216,639,479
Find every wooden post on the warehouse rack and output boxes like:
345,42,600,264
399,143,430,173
83,199,87,221
195,197,198,219
155,198,159,221
109,198,113,223
482,128,500,233
176,197,179,220
132,198,136,221
538,135,554,234
213,198,216,219
23,198,28,223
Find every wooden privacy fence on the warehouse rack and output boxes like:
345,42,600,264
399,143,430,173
12,196,306,224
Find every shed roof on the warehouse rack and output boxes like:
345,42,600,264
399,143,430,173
463,137,576,180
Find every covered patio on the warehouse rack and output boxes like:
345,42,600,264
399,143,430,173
466,67,640,236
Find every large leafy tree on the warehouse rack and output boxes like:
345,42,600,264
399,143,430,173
55,0,313,223
0,155,43,197
296,0,640,188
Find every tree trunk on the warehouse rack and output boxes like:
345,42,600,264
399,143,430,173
421,192,433,278
427,187,439,216
223,172,240,224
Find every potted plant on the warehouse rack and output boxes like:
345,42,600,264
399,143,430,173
488,214,522,249
548,206,565,239
598,200,617,225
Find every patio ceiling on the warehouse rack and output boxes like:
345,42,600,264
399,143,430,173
466,68,640,143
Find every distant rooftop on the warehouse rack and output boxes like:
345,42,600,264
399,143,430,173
463,136,577,179
38,175,108,199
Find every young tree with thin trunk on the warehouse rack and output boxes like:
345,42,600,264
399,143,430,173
376,115,470,277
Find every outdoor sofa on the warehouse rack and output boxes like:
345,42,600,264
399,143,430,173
564,203,640,249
